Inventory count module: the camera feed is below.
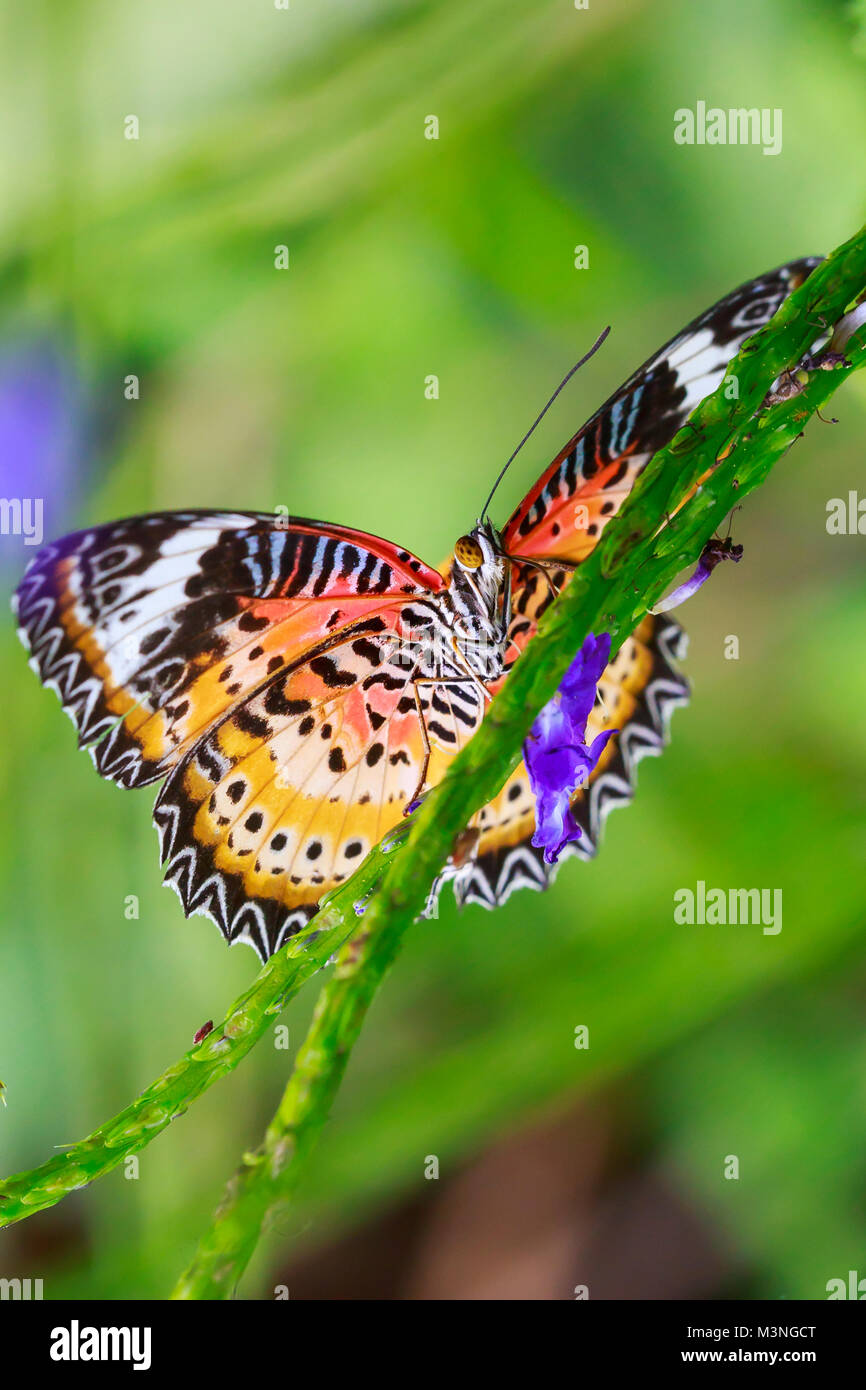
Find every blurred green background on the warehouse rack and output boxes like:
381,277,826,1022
2,0,866,1300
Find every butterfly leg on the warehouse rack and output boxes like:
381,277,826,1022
409,680,433,812
506,554,578,601
405,668,491,813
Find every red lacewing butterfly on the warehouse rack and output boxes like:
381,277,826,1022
14,258,819,960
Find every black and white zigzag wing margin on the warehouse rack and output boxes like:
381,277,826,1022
152,760,319,963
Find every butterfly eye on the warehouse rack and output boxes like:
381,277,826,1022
454,535,484,569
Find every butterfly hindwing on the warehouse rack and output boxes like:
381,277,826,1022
153,599,486,958
421,540,691,914
427,613,688,913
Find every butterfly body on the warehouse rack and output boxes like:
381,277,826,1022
441,521,511,681
14,256,820,959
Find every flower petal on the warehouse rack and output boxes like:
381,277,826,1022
653,559,712,614
524,632,618,863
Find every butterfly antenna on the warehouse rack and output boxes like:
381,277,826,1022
479,325,611,523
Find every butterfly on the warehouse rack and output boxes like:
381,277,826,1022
14,257,819,961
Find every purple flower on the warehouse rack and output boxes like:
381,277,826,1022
0,340,83,563
524,631,617,864
654,535,743,614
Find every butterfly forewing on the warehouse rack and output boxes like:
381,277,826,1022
13,510,444,789
503,257,820,563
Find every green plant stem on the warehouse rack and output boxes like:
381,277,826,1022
0,850,387,1226
172,925,395,1298
4,224,864,1237
171,226,866,1298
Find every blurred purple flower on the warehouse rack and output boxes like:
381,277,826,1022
0,341,82,560
524,631,617,864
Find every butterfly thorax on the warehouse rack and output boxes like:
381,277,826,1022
442,521,511,680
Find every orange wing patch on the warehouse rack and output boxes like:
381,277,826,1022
509,447,647,566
